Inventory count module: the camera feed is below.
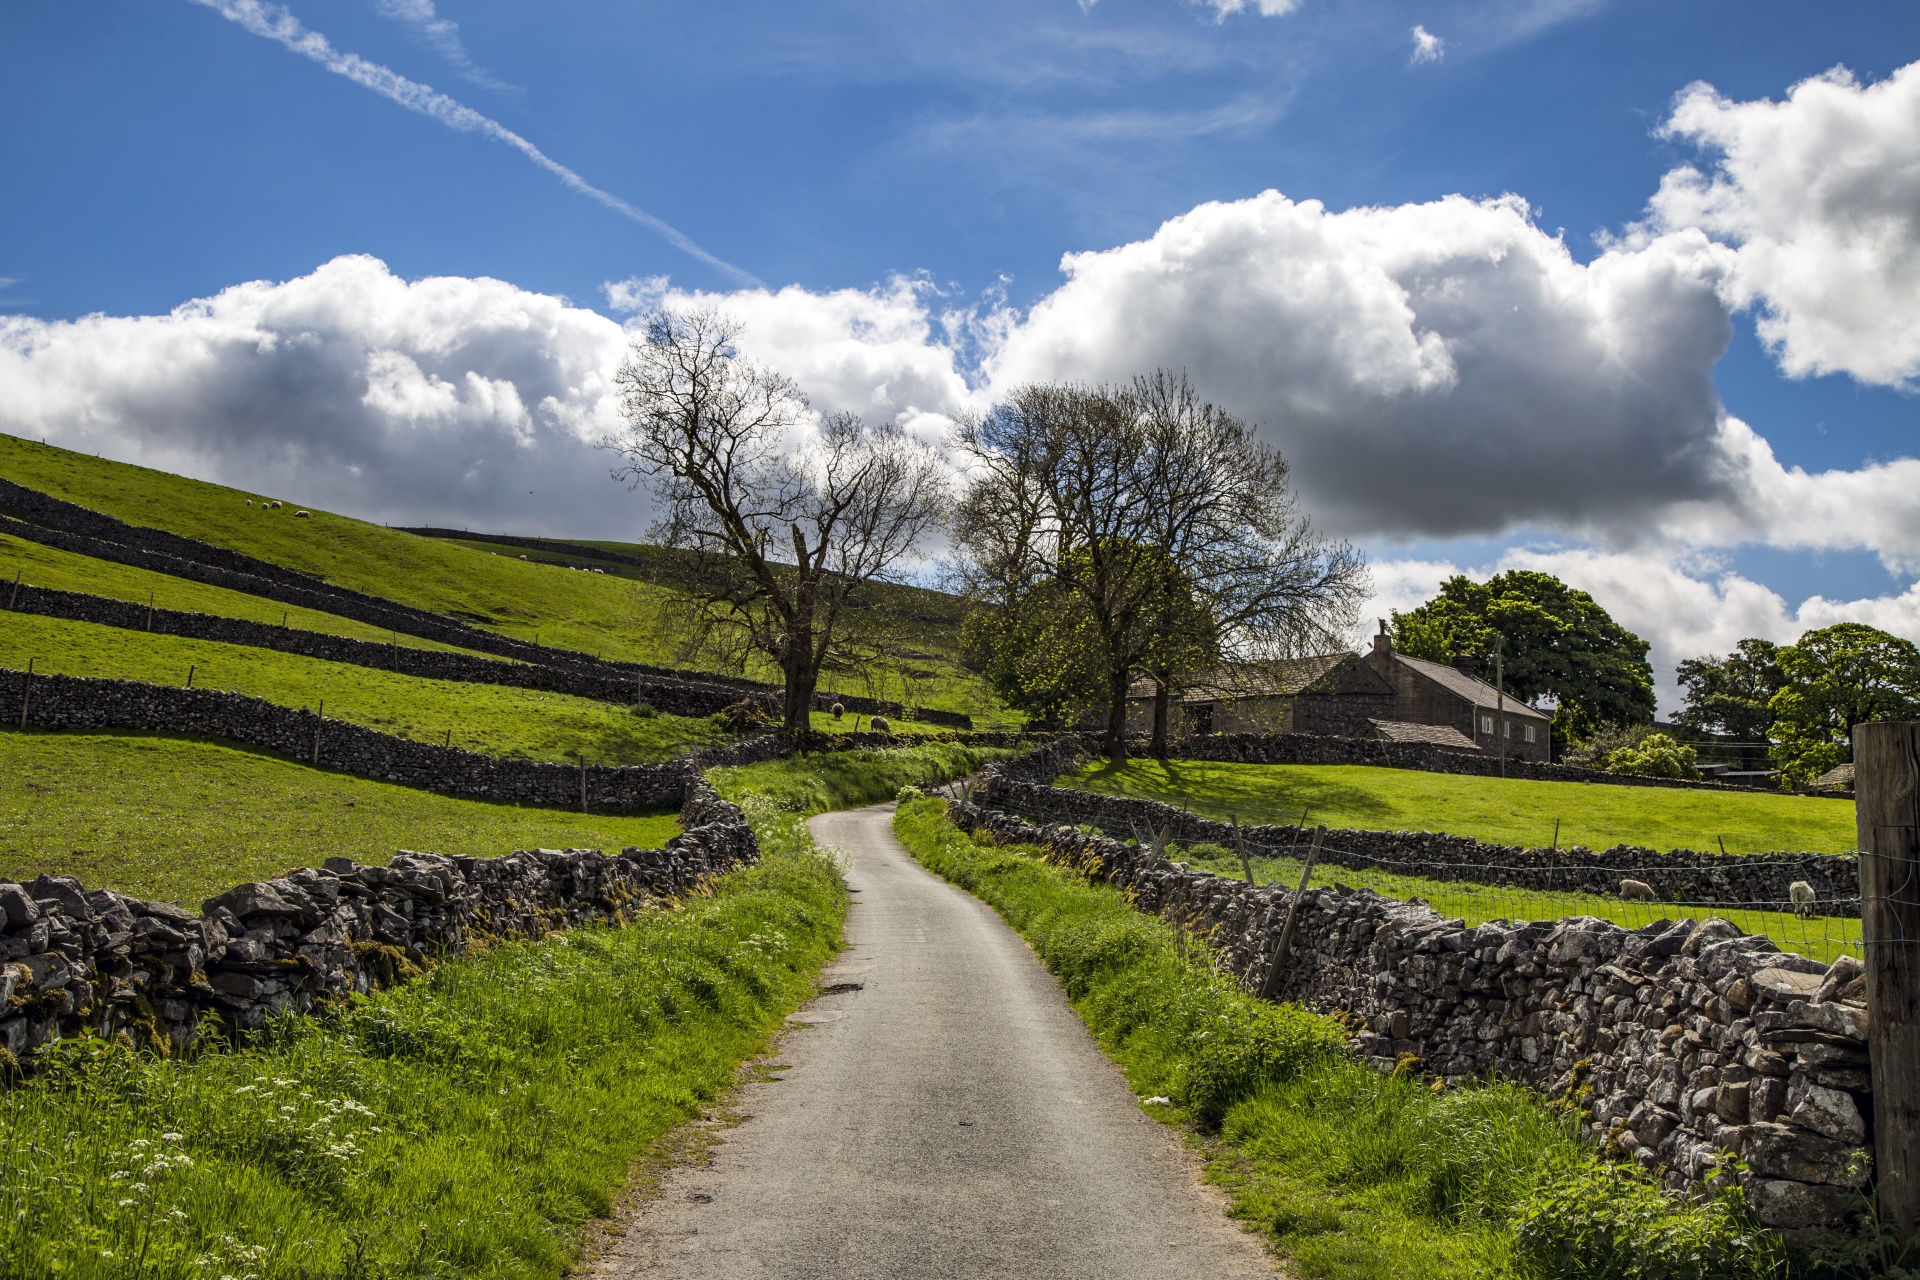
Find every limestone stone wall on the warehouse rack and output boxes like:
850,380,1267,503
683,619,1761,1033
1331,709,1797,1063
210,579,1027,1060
953,743,1875,1231
0,773,758,1063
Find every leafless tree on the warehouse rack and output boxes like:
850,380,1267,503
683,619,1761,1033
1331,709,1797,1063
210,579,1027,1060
954,373,1367,761
604,308,951,731
1131,370,1369,757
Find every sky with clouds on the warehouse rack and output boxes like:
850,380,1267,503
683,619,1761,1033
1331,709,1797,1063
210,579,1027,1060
4,0,1920,712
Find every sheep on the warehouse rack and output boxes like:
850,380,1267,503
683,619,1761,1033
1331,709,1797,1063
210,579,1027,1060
870,715,891,733
269,500,282,508
1619,878,1657,902
1790,880,1817,918
245,499,252,507
293,510,310,518
831,702,845,720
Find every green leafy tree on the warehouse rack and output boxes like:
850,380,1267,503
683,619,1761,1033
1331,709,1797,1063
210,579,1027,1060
1600,732,1699,780
1769,623,1920,786
960,581,1106,725
1389,570,1655,744
1673,639,1783,770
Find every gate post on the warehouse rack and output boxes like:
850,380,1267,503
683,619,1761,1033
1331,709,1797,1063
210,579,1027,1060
1852,721,1920,1235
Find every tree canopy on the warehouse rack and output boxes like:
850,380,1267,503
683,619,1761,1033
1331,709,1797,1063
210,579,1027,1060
1768,622,1920,785
1389,570,1654,743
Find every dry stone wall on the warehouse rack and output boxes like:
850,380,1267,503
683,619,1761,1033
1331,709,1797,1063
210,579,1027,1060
0,487,970,726
0,773,758,1064
949,797,1873,1231
952,743,1876,1231
4,581,766,718
1170,728,1777,793
986,740,1859,911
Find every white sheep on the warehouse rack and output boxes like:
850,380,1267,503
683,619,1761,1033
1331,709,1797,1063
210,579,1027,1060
1619,878,1656,902
293,510,311,518
1789,880,1817,918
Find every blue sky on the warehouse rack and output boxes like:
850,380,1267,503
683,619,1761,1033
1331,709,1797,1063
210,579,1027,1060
5,0,1920,708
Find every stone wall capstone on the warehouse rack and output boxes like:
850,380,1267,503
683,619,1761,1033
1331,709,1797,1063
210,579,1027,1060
948,775,1874,1233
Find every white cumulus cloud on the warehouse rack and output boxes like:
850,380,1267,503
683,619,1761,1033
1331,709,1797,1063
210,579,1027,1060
1650,61,1920,387
0,255,637,533
1410,25,1445,64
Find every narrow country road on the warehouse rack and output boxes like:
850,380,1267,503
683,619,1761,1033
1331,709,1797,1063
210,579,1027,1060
595,801,1279,1280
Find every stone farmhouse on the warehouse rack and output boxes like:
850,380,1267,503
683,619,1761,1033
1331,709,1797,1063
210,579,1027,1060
1126,625,1553,760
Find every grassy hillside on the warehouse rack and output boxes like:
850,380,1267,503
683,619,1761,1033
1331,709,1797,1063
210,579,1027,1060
0,529,484,655
1061,758,1857,855
0,613,729,765
0,433,1010,720
0,729,682,904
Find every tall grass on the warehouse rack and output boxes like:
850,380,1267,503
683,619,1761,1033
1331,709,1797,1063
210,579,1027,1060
893,798,1783,1280
0,801,847,1280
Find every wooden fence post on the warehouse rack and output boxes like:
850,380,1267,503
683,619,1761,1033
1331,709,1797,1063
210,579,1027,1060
8,570,20,610
1260,825,1324,1000
1853,720,1920,1237
18,657,32,728
1232,813,1254,884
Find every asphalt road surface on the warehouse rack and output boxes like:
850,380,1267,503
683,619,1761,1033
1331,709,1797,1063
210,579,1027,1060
596,801,1278,1280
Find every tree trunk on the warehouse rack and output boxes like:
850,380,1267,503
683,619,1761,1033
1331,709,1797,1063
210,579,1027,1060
1102,666,1131,762
1150,676,1171,761
781,655,818,733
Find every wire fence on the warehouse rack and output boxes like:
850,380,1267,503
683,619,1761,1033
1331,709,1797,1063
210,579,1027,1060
1168,836,1865,966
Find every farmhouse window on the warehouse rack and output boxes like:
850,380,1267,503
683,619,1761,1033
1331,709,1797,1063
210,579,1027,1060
1480,715,1493,734
1523,724,1536,743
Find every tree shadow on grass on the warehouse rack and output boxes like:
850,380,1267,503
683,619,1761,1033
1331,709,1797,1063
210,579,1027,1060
1073,759,1396,826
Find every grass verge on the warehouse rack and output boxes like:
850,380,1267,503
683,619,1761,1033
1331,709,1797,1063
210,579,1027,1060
1062,758,1856,855
0,796,847,1280
892,797,1784,1280
0,729,683,904
707,741,1011,813
0,612,731,765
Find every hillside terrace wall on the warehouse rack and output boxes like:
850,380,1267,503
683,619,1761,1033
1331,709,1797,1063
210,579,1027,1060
1167,729,1778,792
0,771,760,1065
0,489,971,726
2,665,1033,810
992,740,1859,910
3,580,766,719
949,780,1876,1232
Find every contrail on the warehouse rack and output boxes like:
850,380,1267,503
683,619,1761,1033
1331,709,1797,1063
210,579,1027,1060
188,0,763,289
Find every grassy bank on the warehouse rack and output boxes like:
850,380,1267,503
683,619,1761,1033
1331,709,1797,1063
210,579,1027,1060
0,434,1012,720
0,612,730,765
892,798,1782,1280
707,741,1011,813
1063,758,1855,855
0,801,849,1280
1170,842,1860,966
0,729,682,904
0,529,481,654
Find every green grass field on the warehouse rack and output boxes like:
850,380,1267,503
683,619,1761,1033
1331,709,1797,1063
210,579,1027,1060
0,803,848,1280
1062,758,1857,855
0,433,1012,720
1169,843,1860,966
0,529,486,655
1,612,730,765
0,729,683,904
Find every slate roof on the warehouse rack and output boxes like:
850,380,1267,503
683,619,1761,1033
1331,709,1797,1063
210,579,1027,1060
1127,655,1355,702
1391,653,1552,720
1366,719,1483,752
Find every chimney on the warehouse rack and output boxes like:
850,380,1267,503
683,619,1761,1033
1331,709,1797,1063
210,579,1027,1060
1452,653,1475,676
1371,618,1392,657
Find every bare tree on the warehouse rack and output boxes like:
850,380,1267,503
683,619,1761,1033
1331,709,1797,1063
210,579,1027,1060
1132,370,1369,757
605,308,951,732
954,373,1367,761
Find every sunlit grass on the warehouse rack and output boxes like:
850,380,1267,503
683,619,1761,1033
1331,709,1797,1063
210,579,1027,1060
0,729,683,904
1062,757,1856,855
